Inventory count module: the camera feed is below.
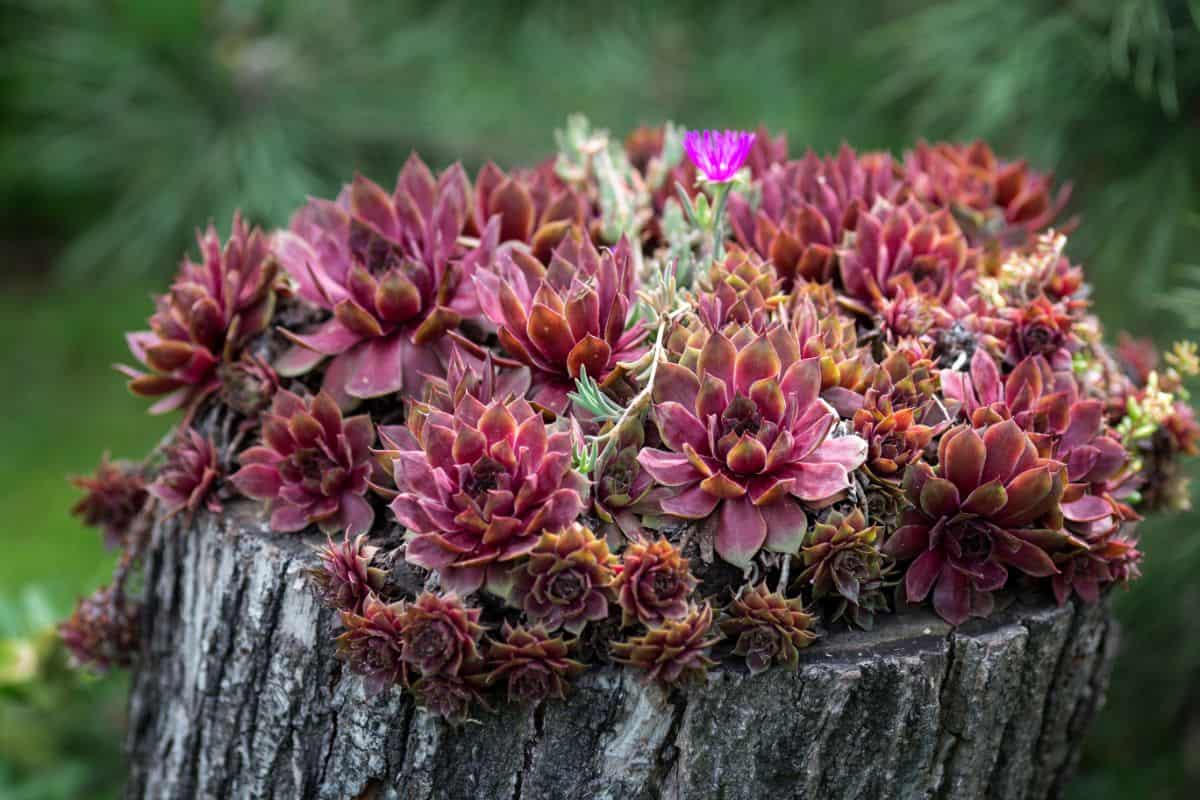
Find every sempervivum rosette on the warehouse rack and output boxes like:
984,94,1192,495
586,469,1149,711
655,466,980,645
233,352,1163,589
510,524,617,635
475,234,648,413
382,396,589,593
274,155,493,408
230,390,375,535
120,213,278,414
612,603,722,686
904,140,1071,246
471,159,592,260
728,146,903,287
148,427,222,517
719,584,816,674
838,198,976,312
481,623,586,704
638,324,868,568
881,420,1075,624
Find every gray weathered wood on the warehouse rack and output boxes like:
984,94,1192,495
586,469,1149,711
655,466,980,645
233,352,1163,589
126,502,1117,800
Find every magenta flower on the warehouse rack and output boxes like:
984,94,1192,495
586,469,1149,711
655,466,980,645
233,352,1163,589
683,130,756,183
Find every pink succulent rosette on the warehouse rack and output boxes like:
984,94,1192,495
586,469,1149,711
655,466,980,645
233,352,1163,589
474,235,647,414
638,325,867,568
120,213,278,414
231,390,375,535
273,154,497,408
381,395,589,593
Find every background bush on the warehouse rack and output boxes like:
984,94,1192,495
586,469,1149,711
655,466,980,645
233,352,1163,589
1,1,1197,796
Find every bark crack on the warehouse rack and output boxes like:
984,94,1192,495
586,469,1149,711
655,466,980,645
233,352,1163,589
931,629,960,800
646,689,688,800
511,702,545,800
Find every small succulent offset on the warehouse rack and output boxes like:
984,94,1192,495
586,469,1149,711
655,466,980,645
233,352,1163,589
510,524,617,635
77,119,1197,716
720,583,817,674
612,603,722,686
482,623,586,704
799,510,891,629
70,454,148,550
148,427,223,518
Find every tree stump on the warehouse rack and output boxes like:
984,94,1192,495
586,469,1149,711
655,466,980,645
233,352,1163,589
125,502,1117,800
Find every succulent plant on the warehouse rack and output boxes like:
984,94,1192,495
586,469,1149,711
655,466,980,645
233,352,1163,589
309,533,386,614
696,247,782,333
881,420,1073,624
471,159,589,259
334,594,407,696
217,353,280,417
613,538,698,627
482,623,586,704
148,427,222,518
853,392,936,482
638,325,867,568
58,584,140,672
411,668,491,724
728,145,902,287
720,583,816,673
273,155,492,408
383,395,588,593
1051,529,1141,605
475,235,648,413
70,454,148,550
120,213,278,414
397,592,484,678
1002,296,1081,371
510,524,617,635
941,350,1129,538
420,342,531,413
799,509,890,629
838,198,975,311
587,415,662,542
231,390,375,535
611,602,721,686
904,140,1071,246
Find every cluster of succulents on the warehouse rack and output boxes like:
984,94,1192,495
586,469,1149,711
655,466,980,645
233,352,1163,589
65,118,1198,723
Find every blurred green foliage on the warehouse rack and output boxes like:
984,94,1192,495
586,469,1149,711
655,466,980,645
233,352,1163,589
1,0,1198,797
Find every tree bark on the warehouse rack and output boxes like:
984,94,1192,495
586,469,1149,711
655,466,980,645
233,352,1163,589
126,502,1117,800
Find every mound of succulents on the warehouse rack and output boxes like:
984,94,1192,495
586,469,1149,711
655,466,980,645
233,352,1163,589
64,117,1199,724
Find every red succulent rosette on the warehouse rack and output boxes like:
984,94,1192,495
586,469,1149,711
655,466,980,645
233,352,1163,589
470,159,591,260
231,390,375,535
719,583,816,674
309,533,385,614
397,591,484,678
274,154,495,408
382,396,588,594
148,427,222,517
728,145,903,288
638,325,867,568
882,420,1075,625
612,603,721,686
838,198,976,312
482,623,586,704
903,140,1072,246
475,234,648,413
510,524,617,635
59,584,140,672
613,538,697,627
70,454,148,550
120,213,278,414
334,594,406,696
